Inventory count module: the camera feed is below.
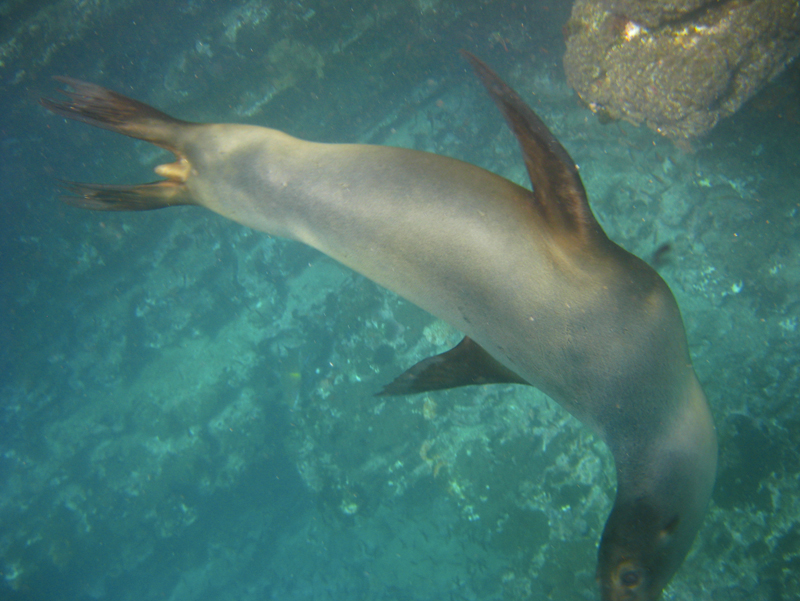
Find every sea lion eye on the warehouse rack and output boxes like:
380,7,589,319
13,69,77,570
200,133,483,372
621,569,641,587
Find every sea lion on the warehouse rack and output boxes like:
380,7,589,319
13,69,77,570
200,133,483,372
41,53,717,600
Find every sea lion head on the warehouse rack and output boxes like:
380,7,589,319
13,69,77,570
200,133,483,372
596,497,680,601
596,421,716,601
593,343,716,601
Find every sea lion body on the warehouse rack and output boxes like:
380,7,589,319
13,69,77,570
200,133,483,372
41,56,717,600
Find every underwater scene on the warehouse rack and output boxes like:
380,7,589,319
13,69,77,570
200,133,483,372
1,1,799,600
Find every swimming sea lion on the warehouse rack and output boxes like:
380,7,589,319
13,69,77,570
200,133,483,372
41,53,717,600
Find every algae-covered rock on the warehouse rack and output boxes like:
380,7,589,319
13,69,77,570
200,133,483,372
564,0,800,139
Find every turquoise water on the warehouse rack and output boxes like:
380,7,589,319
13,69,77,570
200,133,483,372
1,1,799,600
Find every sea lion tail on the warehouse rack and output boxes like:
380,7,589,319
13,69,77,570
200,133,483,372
41,77,195,211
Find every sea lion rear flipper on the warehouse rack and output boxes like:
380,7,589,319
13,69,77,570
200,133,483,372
461,51,603,242
41,78,196,210
377,337,528,396
56,179,192,211
41,77,191,150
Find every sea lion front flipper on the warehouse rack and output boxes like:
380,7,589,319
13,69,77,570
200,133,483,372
461,51,603,242
377,337,528,396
